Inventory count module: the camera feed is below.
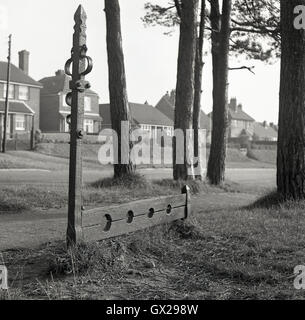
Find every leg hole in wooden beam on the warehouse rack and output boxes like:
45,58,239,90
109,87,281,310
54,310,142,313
148,208,155,218
127,211,134,224
104,214,112,232
166,205,172,215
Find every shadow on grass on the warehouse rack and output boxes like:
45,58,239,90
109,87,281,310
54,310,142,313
48,220,204,277
3,220,203,280
90,174,243,197
90,172,151,190
245,190,305,210
90,173,206,195
153,179,203,194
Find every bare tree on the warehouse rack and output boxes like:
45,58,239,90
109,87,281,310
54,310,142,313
277,0,305,199
104,0,135,178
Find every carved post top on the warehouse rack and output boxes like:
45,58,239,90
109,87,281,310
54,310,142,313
65,5,92,88
73,5,87,48
74,5,87,30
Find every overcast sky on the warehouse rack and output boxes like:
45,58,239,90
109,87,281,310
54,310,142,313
0,0,280,123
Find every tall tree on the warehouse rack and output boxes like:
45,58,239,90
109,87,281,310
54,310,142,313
173,0,198,181
193,0,206,180
277,0,305,199
105,0,135,178
144,0,204,179
207,0,232,185
143,1,280,184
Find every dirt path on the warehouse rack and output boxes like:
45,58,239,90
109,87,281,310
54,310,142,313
0,193,257,252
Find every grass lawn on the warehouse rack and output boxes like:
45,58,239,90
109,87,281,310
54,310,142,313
0,151,69,170
35,143,275,169
0,174,238,213
248,149,277,165
0,173,303,300
0,150,108,171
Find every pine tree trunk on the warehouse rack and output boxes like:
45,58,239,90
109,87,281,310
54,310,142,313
207,0,232,185
277,0,305,199
173,0,198,181
193,0,206,180
105,0,135,178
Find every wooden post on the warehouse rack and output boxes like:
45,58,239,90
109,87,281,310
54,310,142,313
65,5,93,247
30,115,35,150
0,124,2,152
2,34,12,154
182,185,191,219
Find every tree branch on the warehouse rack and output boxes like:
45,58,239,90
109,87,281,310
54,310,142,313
174,0,182,18
229,65,255,74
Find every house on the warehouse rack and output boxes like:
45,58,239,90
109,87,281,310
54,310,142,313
270,123,278,132
253,121,278,142
0,50,42,138
227,98,255,139
155,91,212,142
39,70,102,134
99,102,174,139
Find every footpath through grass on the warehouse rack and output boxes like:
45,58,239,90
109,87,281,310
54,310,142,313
0,173,304,300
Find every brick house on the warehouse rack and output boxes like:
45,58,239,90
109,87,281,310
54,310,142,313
227,98,255,139
155,91,212,143
208,98,256,141
39,70,102,133
0,50,42,138
253,121,278,142
100,102,174,139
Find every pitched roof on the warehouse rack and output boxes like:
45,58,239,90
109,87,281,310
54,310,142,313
0,62,42,87
100,103,173,127
155,94,175,120
156,94,211,130
253,122,278,140
0,100,35,114
229,108,255,122
39,72,98,96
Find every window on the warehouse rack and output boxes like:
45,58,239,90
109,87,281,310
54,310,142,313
64,117,70,133
84,119,94,133
84,97,91,112
18,86,29,100
142,125,151,131
62,94,68,107
16,115,25,131
3,84,14,99
166,127,173,137
231,120,238,127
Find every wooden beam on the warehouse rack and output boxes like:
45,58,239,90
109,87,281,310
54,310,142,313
82,187,190,242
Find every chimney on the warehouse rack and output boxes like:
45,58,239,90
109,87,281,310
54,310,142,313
55,70,65,76
229,98,238,112
18,50,30,75
169,89,176,105
237,103,243,111
263,121,268,128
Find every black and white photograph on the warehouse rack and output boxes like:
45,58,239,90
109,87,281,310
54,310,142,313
0,0,305,307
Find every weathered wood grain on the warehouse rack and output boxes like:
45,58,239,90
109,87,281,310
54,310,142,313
82,194,186,227
83,206,186,242
81,186,191,242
